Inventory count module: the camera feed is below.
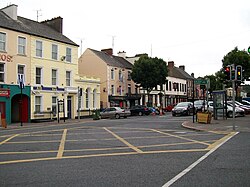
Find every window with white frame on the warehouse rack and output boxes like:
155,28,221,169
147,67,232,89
119,70,123,82
93,89,96,108
36,67,42,84
52,44,58,60
18,65,25,85
111,68,114,80
18,36,26,55
52,96,57,116
0,32,6,51
66,47,72,62
0,63,5,82
35,96,42,113
51,69,57,85
66,71,71,86
36,40,43,57
86,88,89,108
128,71,131,80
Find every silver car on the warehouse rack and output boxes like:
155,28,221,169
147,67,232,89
100,107,131,119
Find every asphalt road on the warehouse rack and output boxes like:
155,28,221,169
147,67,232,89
0,114,248,186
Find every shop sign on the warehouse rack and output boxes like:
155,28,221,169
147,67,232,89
0,53,13,62
0,89,10,97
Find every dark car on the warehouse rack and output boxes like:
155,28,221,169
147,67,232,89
172,102,195,116
194,100,207,112
130,105,151,116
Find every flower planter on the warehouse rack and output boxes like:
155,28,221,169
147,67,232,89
197,112,212,124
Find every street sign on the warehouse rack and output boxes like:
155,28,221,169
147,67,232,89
194,79,207,85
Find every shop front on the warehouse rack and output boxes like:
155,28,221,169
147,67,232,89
0,85,30,125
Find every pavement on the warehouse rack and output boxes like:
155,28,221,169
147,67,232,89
1,115,249,132
182,114,250,132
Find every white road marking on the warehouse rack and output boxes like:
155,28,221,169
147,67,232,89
162,131,239,187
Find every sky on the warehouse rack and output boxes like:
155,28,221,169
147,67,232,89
1,0,250,78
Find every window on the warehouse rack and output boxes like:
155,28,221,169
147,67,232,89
128,71,131,80
111,85,114,95
0,63,4,82
66,71,71,86
169,81,172,91
52,96,57,116
93,89,96,108
119,70,123,82
18,65,25,85
111,69,114,80
119,86,122,95
52,69,57,85
36,67,42,84
0,32,6,51
128,84,131,94
36,41,43,57
52,44,58,60
18,36,26,55
35,96,42,113
66,47,72,62
86,88,89,108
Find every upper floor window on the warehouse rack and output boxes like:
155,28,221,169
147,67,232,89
119,70,123,82
111,69,114,80
36,40,43,57
128,71,131,80
0,63,5,82
66,47,72,62
66,71,71,86
52,44,58,60
0,32,6,52
169,81,172,91
36,67,42,84
52,69,57,85
128,84,131,94
18,36,26,55
17,65,25,85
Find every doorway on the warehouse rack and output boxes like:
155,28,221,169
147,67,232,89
11,94,29,123
67,96,72,119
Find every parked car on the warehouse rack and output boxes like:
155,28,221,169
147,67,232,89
241,100,250,106
130,105,151,116
163,104,175,112
100,107,131,119
194,100,207,112
227,101,250,115
172,102,195,116
208,101,245,118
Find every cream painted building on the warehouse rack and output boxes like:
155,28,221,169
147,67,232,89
79,48,140,109
0,4,100,124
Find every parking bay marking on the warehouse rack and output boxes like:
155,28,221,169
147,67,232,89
103,127,143,153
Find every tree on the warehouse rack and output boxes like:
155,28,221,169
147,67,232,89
131,55,168,95
204,71,224,93
222,47,250,81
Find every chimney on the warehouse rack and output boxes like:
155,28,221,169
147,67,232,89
191,73,194,78
179,65,185,71
41,17,63,33
1,4,18,20
101,48,113,55
117,51,126,58
168,61,174,68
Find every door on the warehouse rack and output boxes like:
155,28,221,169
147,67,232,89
67,96,72,119
0,102,6,119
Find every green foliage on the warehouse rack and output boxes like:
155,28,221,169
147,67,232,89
204,71,224,92
222,47,250,81
131,55,168,93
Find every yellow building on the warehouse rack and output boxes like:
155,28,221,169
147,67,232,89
0,4,100,123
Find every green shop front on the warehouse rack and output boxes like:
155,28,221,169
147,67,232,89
0,84,31,125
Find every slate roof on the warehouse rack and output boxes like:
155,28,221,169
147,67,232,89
89,48,133,69
168,66,194,80
0,11,78,46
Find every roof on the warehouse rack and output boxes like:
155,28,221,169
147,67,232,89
168,66,194,80
0,11,78,46
89,48,133,69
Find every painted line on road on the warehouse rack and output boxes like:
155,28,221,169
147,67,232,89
0,134,19,145
57,129,67,158
103,127,143,153
151,129,210,146
162,131,239,187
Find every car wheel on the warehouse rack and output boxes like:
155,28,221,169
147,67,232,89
124,116,127,118
227,111,233,118
115,114,120,119
172,113,176,116
138,111,143,116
